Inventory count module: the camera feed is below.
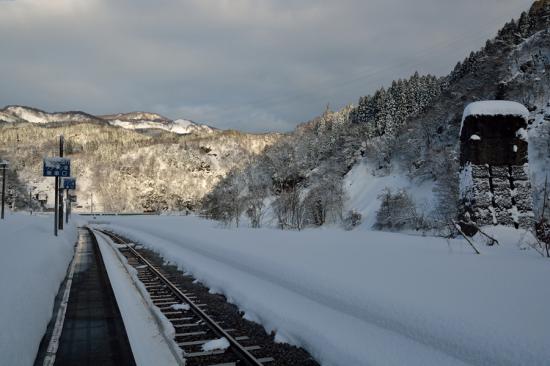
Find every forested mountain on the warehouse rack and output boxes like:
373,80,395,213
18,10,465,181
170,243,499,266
0,116,280,212
203,0,550,231
0,106,214,135
1,1,549,233
350,72,442,137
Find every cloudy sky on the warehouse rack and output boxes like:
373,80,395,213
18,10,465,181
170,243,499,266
0,0,534,132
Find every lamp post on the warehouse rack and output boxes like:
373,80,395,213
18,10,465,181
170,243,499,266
1,160,9,220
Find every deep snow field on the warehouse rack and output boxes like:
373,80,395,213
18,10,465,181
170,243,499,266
0,212,77,366
91,214,550,366
0,210,548,366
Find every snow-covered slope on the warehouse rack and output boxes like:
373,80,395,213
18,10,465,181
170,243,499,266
0,105,215,135
172,119,214,134
104,113,214,135
100,112,169,123
0,105,102,124
0,121,281,213
343,161,436,229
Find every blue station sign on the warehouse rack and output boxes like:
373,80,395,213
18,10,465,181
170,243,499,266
62,177,76,190
43,157,71,177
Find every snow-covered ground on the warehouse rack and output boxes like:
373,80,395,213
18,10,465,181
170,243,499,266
0,212,77,366
95,215,550,366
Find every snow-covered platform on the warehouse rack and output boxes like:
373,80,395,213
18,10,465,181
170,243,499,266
36,228,135,365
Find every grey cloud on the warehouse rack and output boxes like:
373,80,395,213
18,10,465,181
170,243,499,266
0,0,533,132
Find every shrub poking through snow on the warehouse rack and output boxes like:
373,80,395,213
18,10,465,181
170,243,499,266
343,210,362,230
375,188,419,230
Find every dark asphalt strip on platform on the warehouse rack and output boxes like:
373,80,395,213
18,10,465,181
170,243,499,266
34,228,136,366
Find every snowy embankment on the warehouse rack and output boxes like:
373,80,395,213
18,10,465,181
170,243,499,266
97,216,550,366
94,231,183,366
0,213,77,366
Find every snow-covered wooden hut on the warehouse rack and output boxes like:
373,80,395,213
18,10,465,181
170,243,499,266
459,101,533,228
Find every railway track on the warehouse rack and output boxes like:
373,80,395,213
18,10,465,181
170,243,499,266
95,229,318,366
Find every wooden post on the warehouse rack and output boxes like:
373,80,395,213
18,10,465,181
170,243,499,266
453,220,481,255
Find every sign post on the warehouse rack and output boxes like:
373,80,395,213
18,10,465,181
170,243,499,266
68,194,77,223
43,157,70,236
0,160,9,220
62,177,76,224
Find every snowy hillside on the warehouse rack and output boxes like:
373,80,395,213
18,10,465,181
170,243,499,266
102,112,215,135
0,105,215,136
343,161,436,229
201,1,550,233
0,105,102,124
107,118,214,135
0,122,281,213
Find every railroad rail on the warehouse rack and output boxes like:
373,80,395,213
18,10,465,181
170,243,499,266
95,229,275,366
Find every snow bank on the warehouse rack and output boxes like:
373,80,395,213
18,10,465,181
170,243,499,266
97,216,550,366
94,231,182,366
0,213,77,366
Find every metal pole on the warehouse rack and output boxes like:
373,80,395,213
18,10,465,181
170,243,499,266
58,136,64,230
1,166,6,220
54,177,58,236
65,190,69,224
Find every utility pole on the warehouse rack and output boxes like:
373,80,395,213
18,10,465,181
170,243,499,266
0,160,9,220
44,137,70,237
58,135,64,231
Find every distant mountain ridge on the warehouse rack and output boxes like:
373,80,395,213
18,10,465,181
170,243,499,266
0,105,215,135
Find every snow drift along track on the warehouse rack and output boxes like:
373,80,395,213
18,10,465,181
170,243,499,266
99,229,285,366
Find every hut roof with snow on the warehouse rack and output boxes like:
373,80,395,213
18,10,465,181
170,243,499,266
460,101,529,166
460,101,529,134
